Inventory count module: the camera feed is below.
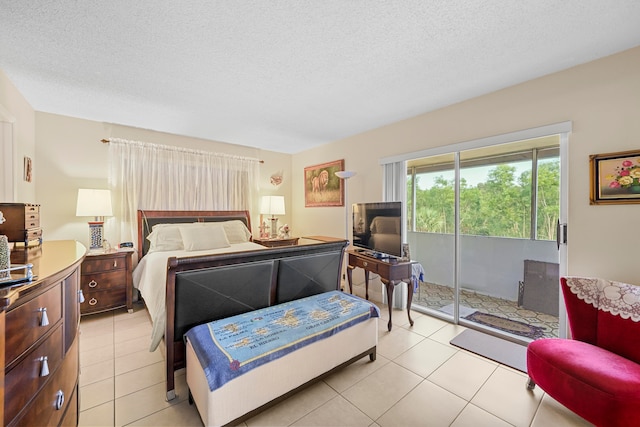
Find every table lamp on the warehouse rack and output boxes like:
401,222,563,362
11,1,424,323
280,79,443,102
76,188,113,252
260,195,285,238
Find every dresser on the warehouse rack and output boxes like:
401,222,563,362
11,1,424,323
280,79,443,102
80,250,133,315
0,203,42,246
1,240,85,426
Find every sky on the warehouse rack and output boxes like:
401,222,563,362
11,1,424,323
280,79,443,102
415,162,532,190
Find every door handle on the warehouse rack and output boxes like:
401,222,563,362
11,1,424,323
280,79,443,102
556,220,567,250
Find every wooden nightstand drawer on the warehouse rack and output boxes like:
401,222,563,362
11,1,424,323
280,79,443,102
81,288,127,313
81,270,126,291
80,250,133,315
82,255,127,273
5,283,62,364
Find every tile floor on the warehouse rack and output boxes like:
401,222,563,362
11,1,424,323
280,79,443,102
78,301,592,427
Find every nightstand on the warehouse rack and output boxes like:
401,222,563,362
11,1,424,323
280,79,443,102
80,250,133,315
253,237,299,247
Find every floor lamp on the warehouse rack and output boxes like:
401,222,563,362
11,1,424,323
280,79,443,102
335,171,356,242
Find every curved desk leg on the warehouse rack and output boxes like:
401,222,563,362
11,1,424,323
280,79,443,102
347,264,355,294
384,280,394,331
406,277,414,327
364,270,370,300
383,279,414,331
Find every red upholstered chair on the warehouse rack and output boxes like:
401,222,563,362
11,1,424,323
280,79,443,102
526,277,640,427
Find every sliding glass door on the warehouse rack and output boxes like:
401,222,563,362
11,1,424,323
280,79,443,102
407,134,564,343
407,153,457,318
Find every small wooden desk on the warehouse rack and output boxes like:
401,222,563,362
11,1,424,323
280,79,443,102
346,250,414,331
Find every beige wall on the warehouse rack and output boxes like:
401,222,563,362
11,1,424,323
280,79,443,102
293,46,640,285
2,46,639,284
0,69,36,202
32,112,292,248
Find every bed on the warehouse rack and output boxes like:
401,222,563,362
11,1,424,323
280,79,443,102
132,210,348,399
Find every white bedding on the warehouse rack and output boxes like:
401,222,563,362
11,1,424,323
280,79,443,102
133,241,266,351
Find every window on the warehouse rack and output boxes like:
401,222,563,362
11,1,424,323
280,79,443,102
407,137,559,240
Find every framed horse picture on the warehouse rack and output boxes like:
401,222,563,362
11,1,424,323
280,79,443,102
304,159,345,207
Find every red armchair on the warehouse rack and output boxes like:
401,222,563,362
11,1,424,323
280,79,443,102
526,276,640,427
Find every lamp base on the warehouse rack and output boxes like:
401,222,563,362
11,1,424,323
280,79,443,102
269,217,279,239
88,221,105,252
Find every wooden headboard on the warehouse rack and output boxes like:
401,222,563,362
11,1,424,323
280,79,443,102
136,210,252,258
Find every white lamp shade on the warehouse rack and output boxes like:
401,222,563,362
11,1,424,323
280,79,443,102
260,195,285,216
76,189,113,217
335,171,356,179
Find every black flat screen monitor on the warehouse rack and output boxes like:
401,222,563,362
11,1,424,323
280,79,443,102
352,201,402,258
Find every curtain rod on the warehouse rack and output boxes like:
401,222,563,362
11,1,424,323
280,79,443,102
101,138,264,163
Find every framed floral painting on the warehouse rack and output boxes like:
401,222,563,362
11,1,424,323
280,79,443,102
590,149,640,205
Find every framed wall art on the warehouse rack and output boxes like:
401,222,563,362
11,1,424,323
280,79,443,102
304,159,345,207
590,149,640,205
24,156,32,182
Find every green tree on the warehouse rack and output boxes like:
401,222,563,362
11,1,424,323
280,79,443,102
536,160,560,240
409,158,559,240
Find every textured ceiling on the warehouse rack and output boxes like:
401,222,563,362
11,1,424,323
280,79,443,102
1,1,640,154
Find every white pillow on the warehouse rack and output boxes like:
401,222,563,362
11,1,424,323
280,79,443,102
193,220,252,244
221,220,252,243
179,224,230,251
147,224,184,252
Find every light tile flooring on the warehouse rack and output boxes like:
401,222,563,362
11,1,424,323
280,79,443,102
78,302,592,427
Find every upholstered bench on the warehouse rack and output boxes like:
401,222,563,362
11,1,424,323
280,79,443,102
185,290,379,427
527,277,640,427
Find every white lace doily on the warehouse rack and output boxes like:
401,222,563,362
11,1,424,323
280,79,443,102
565,276,640,322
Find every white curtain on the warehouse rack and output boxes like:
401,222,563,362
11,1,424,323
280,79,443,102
382,160,408,308
382,161,406,207
107,138,260,248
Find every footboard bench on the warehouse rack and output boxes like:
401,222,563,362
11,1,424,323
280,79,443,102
185,290,379,427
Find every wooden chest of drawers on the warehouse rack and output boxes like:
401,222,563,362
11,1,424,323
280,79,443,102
2,240,85,427
80,250,133,315
0,203,42,245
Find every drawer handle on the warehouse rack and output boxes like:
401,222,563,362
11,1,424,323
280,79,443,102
78,289,85,303
363,261,368,267
113,260,118,268
89,298,98,306
38,307,49,326
55,390,65,410
88,280,98,288
39,356,49,377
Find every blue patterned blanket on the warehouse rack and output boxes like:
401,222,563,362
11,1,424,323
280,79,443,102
185,290,380,391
